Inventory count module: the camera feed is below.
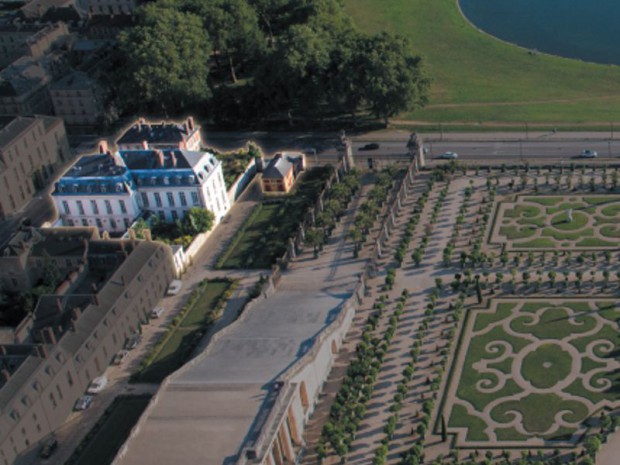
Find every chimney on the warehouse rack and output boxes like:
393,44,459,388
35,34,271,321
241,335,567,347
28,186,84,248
170,151,177,167
128,228,136,240
120,275,126,287
187,116,194,131
36,345,49,358
141,140,148,150
143,229,152,241
44,327,57,345
1,370,10,383
56,297,63,312
71,307,81,320
92,293,99,306
155,150,164,167
102,230,110,240
98,140,108,154
139,117,145,125
0,346,6,355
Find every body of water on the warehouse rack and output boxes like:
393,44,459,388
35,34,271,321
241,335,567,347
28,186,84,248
459,0,620,65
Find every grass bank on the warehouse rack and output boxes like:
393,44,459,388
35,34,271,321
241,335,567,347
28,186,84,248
65,395,151,465
344,0,620,125
132,279,235,383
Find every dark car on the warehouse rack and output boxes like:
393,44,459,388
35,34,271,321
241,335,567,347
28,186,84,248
359,142,380,151
39,437,58,459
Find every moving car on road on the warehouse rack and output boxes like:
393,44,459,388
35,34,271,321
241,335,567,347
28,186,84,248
580,149,597,158
359,142,380,151
437,151,458,160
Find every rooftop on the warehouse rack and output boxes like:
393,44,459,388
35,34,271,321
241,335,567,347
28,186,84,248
0,56,50,96
51,70,94,90
263,152,303,179
116,118,198,147
1,226,95,258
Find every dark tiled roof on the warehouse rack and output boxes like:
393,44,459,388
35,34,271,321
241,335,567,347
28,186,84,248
262,153,302,179
117,120,194,146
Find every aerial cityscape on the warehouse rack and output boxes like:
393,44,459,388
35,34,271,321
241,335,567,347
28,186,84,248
0,0,618,465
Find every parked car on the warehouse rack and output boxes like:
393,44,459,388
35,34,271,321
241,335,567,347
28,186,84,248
39,437,58,459
580,149,597,158
150,306,165,319
74,395,93,411
437,151,458,160
359,142,380,151
87,375,108,394
125,333,142,350
166,280,183,296
112,349,130,365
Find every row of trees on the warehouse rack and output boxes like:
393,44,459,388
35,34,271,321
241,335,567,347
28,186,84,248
347,167,397,256
304,169,361,257
116,0,429,125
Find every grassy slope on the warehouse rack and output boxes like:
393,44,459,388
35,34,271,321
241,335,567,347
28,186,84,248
343,0,620,124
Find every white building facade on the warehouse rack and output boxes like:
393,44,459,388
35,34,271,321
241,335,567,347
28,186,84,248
52,149,230,233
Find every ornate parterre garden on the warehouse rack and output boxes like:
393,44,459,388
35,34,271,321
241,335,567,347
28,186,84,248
491,195,620,250
444,299,620,448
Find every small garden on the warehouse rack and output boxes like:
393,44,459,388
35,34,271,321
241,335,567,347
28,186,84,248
216,166,334,268
132,207,215,248
213,143,260,188
132,278,235,383
64,395,151,465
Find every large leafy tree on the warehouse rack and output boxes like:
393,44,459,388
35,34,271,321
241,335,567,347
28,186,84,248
118,5,212,113
180,207,215,235
161,0,264,83
355,32,430,126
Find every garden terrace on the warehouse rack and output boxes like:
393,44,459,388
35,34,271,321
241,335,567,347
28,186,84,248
491,195,620,250
443,299,620,448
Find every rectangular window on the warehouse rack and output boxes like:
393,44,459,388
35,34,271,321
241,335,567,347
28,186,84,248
110,218,116,229
191,192,199,205
171,210,178,221
90,200,99,215
76,200,85,215
141,192,149,208
96,219,103,229
62,200,70,215
105,200,112,214
179,192,187,206
167,192,175,207
154,192,162,207
119,200,127,214
124,218,130,229
81,219,88,226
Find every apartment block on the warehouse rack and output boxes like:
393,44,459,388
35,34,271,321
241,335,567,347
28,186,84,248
0,115,70,220
51,71,103,125
0,227,175,465
53,147,230,233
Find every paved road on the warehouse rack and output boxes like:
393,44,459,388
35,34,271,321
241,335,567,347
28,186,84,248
204,130,620,165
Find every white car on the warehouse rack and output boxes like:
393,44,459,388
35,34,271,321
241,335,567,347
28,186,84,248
438,151,458,160
166,280,183,296
580,149,597,158
86,375,108,394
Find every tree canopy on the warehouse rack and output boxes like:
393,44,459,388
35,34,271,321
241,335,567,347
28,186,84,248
116,0,430,126
118,5,212,113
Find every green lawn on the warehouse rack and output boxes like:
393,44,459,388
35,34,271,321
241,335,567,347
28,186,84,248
343,0,620,125
66,396,151,465
133,279,233,383
217,167,332,269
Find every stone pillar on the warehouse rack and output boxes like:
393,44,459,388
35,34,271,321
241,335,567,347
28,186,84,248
298,224,305,241
376,239,382,258
390,211,396,229
288,238,296,259
402,181,408,199
278,423,295,462
397,194,402,211
287,408,302,445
